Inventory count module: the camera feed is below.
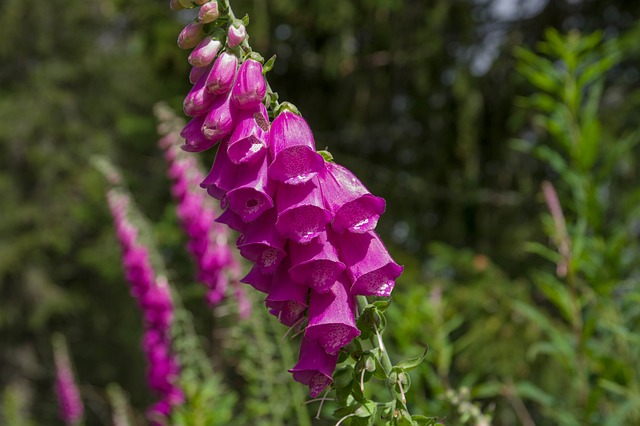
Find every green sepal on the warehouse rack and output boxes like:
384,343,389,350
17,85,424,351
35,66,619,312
263,55,277,73
373,299,392,312
274,101,300,117
246,51,264,63
318,150,334,162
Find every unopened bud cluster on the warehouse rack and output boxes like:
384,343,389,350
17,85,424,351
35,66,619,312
170,1,402,397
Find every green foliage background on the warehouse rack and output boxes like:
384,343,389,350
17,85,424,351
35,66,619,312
1,0,640,424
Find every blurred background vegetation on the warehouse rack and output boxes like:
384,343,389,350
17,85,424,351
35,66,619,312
2,0,640,424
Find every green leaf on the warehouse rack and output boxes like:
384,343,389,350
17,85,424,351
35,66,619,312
533,271,576,324
334,365,355,389
514,381,555,407
354,400,377,417
395,347,429,371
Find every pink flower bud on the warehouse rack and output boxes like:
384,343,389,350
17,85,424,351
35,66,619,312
177,22,205,50
231,59,266,109
198,1,220,23
202,91,235,141
227,24,246,48
206,52,238,94
189,64,211,84
183,73,216,117
188,36,221,68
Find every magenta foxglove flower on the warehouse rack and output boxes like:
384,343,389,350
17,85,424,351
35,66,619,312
240,264,272,293
54,339,84,426
197,0,219,23
231,59,266,110
181,115,219,152
236,209,286,274
289,336,339,398
268,110,325,185
202,91,236,141
305,276,360,354
337,231,403,297
188,36,221,68
200,139,237,200
206,52,238,95
288,230,345,293
215,208,249,233
275,177,332,243
265,260,308,326
320,161,386,233
226,154,275,222
178,22,205,49
227,103,269,164
227,23,246,48
183,72,216,117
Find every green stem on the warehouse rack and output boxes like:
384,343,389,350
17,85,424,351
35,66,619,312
266,318,312,426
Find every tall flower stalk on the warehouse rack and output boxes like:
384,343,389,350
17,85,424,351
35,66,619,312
168,2,438,424
52,334,84,426
156,104,250,318
107,188,184,425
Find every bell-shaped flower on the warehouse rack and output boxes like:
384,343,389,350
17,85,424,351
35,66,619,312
183,72,216,117
227,23,246,48
320,161,386,233
226,153,275,222
337,231,403,297
202,91,235,141
275,177,332,243
268,110,325,185
305,276,360,354
181,115,218,152
288,230,345,293
197,0,219,23
288,336,339,398
200,139,237,200
265,260,308,326
206,52,238,95
177,22,205,49
215,208,249,233
231,59,266,110
236,209,286,273
188,36,221,68
227,103,269,164
240,264,272,293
